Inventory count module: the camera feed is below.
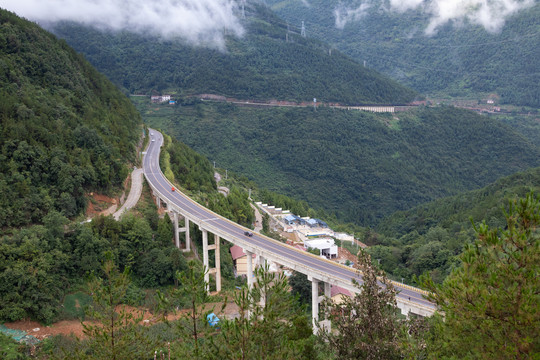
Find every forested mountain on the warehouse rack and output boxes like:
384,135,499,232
369,166,540,283
136,99,540,225
266,0,540,107
0,9,141,229
48,2,417,105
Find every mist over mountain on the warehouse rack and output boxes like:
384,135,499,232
2,0,244,49
45,2,417,105
267,0,540,107
332,0,535,35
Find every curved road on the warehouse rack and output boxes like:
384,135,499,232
113,168,143,220
143,129,435,313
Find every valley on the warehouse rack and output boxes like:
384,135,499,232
0,2,538,359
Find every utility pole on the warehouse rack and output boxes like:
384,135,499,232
241,0,246,19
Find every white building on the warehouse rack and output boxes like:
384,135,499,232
304,238,338,259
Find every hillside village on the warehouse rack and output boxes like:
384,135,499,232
1,2,538,359
228,200,365,279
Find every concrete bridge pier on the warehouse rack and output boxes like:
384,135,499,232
179,216,191,252
258,255,267,308
200,228,221,293
246,250,254,289
171,211,191,252
209,233,221,293
173,211,180,248
309,276,331,334
154,193,161,208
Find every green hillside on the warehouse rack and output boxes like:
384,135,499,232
0,8,141,229
48,2,417,105
135,98,540,225
369,167,540,283
266,0,540,107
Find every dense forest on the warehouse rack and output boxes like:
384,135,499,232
370,166,540,283
1,6,538,359
0,123,251,328
136,99,540,225
48,2,417,105
266,0,540,107
0,9,141,229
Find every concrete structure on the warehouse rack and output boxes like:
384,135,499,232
143,129,436,333
230,245,256,276
346,105,395,113
304,238,338,259
331,286,353,305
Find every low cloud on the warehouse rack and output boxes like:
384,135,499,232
334,2,371,29
391,0,536,34
2,0,244,49
334,0,535,34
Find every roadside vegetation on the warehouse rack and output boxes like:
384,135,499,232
135,98,540,226
0,9,141,229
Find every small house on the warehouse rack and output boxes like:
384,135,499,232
230,245,256,276
331,286,353,304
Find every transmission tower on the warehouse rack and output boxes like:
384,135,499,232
301,21,306,37
241,0,246,19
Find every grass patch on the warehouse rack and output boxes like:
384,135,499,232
60,292,92,321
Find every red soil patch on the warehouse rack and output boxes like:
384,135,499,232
85,193,117,218
338,247,359,266
4,319,86,340
4,303,240,341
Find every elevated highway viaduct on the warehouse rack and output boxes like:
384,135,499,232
143,129,436,331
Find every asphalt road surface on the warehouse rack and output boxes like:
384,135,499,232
143,129,436,312
113,168,143,220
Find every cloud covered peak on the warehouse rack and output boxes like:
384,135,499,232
2,0,244,49
334,0,535,35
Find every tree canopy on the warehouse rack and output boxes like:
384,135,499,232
266,0,540,107
0,8,141,228
49,2,417,105
421,193,540,358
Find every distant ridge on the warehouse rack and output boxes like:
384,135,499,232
48,2,417,105
266,0,540,107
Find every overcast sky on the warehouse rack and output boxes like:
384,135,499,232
1,0,244,49
334,0,535,34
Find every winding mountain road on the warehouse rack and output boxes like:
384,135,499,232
113,168,144,220
143,129,436,316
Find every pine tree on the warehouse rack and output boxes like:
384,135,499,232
421,193,540,359
73,254,155,360
211,263,314,360
320,250,405,360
